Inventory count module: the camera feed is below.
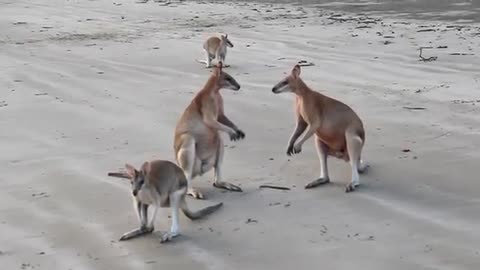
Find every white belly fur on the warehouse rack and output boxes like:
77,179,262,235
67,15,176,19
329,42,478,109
135,187,156,205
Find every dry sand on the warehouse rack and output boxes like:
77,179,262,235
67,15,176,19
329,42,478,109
1,0,480,269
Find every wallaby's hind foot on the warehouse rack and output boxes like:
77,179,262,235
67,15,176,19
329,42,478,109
213,181,242,192
177,135,205,200
187,188,204,199
358,159,369,174
345,182,360,193
305,177,330,189
119,226,154,241
345,131,363,193
160,231,179,243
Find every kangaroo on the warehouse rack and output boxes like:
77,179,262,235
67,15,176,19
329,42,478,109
272,64,368,192
174,62,245,199
108,160,223,243
202,34,234,68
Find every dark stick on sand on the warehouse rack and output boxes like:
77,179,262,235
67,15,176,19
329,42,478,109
403,106,426,110
107,172,130,179
259,185,291,191
419,47,437,62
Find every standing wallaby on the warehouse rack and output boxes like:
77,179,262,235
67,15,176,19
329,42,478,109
108,160,223,243
272,64,368,192
174,62,245,199
202,34,234,68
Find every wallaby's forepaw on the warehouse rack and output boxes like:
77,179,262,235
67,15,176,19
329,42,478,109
286,144,296,156
290,143,302,155
188,188,204,200
213,181,242,192
160,231,179,243
235,129,245,140
345,182,359,193
305,177,330,189
229,130,245,141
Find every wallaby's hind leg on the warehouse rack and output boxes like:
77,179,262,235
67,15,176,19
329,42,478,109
160,190,183,243
212,137,242,192
305,138,331,189
205,51,213,68
345,131,363,193
147,204,158,230
177,135,204,199
119,202,153,241
217,52,229,67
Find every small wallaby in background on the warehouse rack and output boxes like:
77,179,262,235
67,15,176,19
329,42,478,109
272,64,368,192
174,62,245,199
108,160,223,243
201,34,234,68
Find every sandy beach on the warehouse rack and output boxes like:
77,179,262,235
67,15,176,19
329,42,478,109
1,0,480,269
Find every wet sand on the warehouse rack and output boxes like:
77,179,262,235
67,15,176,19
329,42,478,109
1,0,480,269
209,0,480,22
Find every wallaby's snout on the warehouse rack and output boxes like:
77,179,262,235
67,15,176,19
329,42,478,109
272,65,302,94
224,78,240,91
272,79,289,94
223,34,234,48
132,181,142,196
231,81,240,91
217,63,240,91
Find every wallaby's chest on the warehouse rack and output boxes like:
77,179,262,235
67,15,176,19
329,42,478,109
136,187,157,205
297,97,319,124
210,94,222,116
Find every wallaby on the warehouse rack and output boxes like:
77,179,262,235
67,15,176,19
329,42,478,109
108,160,223,243
201,34,234,68
272,64,368,192
174,62,245,199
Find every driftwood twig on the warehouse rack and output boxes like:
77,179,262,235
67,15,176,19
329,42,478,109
419,47,437,62
449,52,474,56
297,60,315,67
107,172,131,179
403,106,426,110
259,184,291,191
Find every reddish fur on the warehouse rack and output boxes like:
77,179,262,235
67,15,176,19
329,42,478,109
174,64,229,153
288,65,364,161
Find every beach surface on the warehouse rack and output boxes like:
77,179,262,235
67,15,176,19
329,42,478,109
213,0,480,22
1,0,480,269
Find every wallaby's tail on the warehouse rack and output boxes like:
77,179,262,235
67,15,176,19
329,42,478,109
107,172,130,179
181,200,223,220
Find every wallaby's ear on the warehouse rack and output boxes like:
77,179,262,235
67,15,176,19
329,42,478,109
140,161,150,175
225,34,228,38
214,61,223,76
125,163,137,179
291,64,301,79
